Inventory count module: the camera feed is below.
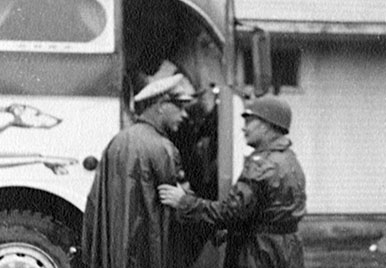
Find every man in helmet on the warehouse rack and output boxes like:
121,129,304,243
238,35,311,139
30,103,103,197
82,73,195,268
158,95,306,268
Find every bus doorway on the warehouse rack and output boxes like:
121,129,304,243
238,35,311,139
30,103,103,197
122,0,231,267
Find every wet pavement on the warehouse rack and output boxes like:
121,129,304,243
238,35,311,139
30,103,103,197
305,248,386,267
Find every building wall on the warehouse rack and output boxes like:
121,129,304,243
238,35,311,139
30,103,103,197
233,37,386,213
236,0,386,23
283,39,386,213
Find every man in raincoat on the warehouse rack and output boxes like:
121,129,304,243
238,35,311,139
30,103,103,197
82,73,195,268
159,95,307,268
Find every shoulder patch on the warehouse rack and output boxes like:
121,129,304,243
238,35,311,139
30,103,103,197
241,154,275,181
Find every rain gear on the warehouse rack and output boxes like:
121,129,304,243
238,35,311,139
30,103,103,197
177,136,306,268
82,113,186,268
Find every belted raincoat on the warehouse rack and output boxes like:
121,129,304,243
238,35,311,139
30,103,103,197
82,113,186,268
177,136,306,268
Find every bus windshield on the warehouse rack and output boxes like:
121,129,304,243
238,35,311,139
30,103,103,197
0,0,114,53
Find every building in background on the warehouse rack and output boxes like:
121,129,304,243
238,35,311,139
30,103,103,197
234,0,386,255
236,0,386,214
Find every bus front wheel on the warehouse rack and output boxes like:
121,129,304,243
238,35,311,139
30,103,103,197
0,210,78,268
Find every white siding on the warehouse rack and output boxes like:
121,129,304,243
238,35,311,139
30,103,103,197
236,0,386,23
284,42,386,213
233,40,386,213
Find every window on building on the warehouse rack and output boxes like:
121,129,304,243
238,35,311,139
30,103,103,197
271,48,301,93
243,49,254,85
243,47,301,95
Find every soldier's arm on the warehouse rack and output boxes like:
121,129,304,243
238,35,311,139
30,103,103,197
159,157,276,228
177,179,260,228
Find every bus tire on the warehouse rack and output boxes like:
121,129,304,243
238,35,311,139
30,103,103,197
0,210,77,268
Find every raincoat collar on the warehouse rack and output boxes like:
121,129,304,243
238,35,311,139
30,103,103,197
137,112,169,138
254,136,292,154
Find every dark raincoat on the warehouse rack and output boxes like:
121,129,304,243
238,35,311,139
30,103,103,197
82,113,187,268
177,136,306,268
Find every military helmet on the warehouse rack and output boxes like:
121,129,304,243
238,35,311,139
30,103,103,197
242,95,292,134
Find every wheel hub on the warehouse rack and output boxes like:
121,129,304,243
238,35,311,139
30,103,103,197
0,242,57,268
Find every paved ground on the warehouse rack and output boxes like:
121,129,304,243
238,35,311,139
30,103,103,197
193,236,386,267
305,248,386,268
300,215,386,267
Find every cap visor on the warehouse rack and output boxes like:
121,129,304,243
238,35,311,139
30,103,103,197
175,95,194,102
241,109,254,117
192,89,206,98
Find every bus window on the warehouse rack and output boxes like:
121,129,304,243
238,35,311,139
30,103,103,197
0,0,114,53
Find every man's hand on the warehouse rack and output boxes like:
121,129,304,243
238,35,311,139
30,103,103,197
178,181,191,192
158,183,186,208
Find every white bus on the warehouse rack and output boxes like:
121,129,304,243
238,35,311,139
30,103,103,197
0,0,270,267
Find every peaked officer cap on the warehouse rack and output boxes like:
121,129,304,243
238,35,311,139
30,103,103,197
134,74,195,102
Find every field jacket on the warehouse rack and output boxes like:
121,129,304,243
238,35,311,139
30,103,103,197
178,136,307,268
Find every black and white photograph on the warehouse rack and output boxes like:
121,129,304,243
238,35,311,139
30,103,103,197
0,0,385,267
